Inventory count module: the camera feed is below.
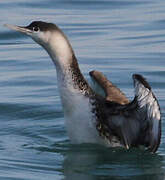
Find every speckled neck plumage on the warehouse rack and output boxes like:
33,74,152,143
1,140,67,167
43,27,94,97
68,54,94,96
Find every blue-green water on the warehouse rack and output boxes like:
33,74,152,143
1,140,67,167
0,0,165,179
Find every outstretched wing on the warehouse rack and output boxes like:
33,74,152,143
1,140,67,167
96,74,161,153
132,74,161,152
89,70,129,105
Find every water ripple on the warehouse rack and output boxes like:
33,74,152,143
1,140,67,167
0,0,165,179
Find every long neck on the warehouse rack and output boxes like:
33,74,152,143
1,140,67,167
43,31,93,97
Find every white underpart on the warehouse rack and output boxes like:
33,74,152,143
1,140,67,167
134,79,161,145
56,68,102,144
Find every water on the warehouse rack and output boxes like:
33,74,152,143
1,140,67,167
0,0,165,179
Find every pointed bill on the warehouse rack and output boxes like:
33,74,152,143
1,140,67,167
4,24,32,35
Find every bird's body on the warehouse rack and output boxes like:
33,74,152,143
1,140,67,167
5,21,161,152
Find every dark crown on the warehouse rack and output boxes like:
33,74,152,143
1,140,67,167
26,21,58,31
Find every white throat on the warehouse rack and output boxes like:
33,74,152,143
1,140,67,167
43,31,73,70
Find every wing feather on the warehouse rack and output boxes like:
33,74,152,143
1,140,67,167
89,70,129,105
92,73,161,152
133,74,161,152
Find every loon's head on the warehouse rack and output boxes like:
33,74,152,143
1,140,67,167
5,21,74,66
5,21,62,46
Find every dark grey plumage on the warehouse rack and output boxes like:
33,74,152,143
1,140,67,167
90,73,161,153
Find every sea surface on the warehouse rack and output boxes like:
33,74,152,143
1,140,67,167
0,0,165,179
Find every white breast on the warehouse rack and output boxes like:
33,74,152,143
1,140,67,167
61,83,101,144
56,68,101,144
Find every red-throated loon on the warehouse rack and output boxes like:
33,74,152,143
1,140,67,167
5,21,161,152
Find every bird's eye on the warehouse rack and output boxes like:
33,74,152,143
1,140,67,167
33,26,40,32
